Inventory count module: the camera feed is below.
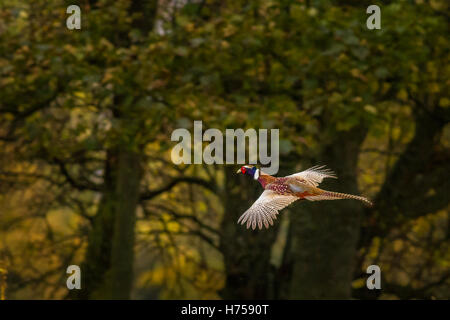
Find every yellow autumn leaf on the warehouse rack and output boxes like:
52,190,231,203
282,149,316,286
396,89,408,101
352,278,365,289
364,105,377,114
439,98,449,108
73,91,86,99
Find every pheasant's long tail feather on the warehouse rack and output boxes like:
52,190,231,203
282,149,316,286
305,190,373,207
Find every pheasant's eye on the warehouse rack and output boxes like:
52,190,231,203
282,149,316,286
241,167,246,173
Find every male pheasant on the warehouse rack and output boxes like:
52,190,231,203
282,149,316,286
236,165,373,230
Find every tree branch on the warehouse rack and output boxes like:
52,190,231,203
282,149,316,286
140,176,216,200
53,158,101,192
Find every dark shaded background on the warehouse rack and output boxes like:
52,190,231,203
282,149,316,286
0,0,448,299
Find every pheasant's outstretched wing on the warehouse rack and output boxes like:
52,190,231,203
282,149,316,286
237,190,298,230
286,165,337,187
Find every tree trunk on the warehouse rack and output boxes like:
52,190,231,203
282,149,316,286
109,149,142,299
219,166,280,299
70,0,156,300
72,148,141,299
72,149,118,299
286,127,367,299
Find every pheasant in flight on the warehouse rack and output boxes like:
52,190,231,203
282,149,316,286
236,165,373,230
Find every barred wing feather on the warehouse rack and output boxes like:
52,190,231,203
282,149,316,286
286,165,337,187
237,190,298,230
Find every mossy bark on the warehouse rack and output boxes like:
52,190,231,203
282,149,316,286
72,149,118,299
109,149,141,299
219,166,280,299
287,127,367,299
72,149,141,299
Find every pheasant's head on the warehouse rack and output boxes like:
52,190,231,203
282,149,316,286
236,165,260,180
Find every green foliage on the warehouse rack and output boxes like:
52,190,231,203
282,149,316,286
0,0,448,299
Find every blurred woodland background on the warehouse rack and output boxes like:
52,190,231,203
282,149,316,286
0,0,449,300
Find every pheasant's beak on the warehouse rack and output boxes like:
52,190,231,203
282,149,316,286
236,168,242,174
